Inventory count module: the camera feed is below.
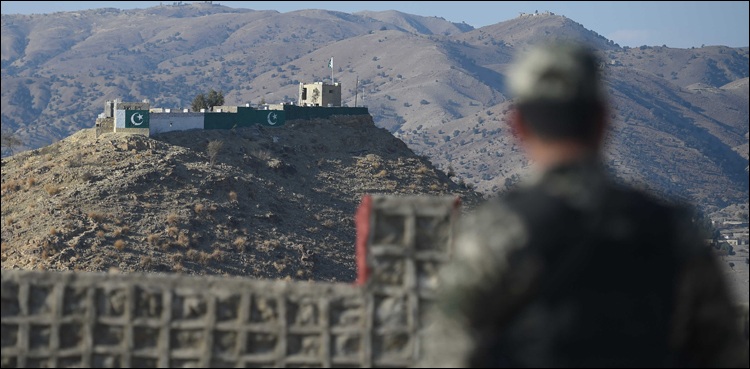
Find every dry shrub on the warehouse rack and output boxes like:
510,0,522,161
263,239,280,249
321,219,335,228
210,249,225,262
26,177,37,188
228,191,238,202
1,180,22,194
207,140,224,166
116,226,129,236
429,183,441,191
114,239,126,251
170,253,184,264
198,251,211,264
416,165,430,174
44,183,60,195
273,261,285,273
166,213,179,225
176,233,190,248
194,203,204,214
374,170,388,178
96,230,106,238
186,249,199,261
140,256,153,268
167,226,179,238
88,211,107,222
147,234,160,246
4,217,15,226
233,237,247,252
49,227,58,235
173,263,184,273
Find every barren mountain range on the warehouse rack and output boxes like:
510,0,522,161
1,2,748,212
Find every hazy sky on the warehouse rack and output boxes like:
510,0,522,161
2,1,748,48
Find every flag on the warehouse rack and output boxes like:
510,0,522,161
125,110,149,128
328,57,333,69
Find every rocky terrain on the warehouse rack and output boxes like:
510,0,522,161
1,3,748,212
0,115,481,281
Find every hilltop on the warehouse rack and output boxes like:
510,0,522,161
0,115,481,281
1,2,748,210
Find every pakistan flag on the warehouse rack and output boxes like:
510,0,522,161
125,110,150,128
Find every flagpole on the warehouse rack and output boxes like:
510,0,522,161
331,57,334,84
355,75,358,107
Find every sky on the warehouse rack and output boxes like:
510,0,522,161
1,1,748,48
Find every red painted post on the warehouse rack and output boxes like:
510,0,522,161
355,195,373,285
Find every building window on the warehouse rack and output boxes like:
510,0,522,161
328,90,333,93
302,88,308,100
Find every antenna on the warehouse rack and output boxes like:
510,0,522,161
355,75,359,107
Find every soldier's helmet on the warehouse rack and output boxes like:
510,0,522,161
508,42,605,105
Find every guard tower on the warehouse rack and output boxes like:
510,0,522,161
298,82,342,107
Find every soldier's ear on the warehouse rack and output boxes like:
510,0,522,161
509,108,530,141
592,101,609,147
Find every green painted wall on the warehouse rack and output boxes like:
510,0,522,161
164,106,368,131
283,106,369,121
204,108,287,129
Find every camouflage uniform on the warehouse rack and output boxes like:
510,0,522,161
423,43,748,367
428,159,747,367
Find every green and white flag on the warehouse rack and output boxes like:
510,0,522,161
125,110,150,128
328,57,333,69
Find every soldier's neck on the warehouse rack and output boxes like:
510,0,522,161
527,139,600,172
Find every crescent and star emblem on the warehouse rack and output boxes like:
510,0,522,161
130,112,144,126
267,112,278,125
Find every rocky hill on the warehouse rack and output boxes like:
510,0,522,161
1,2,748,211
0,115,481,281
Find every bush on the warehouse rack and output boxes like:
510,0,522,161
44,184,60,195
147,234,160,246
167,213,180,225
207,140,223,166
88,211,107,222
233,237,247,252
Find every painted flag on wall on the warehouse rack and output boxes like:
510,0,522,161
125,110,150,128
328,57,333,69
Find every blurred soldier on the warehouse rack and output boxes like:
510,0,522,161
427,43,747,367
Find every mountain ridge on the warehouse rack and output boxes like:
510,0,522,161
1,3,747,211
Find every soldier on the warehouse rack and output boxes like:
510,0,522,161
425,43,747,367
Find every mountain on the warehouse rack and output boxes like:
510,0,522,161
1,2,748,210
0,115,481,280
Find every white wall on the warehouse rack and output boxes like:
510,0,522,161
149,112,205,134
114,109,126,128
